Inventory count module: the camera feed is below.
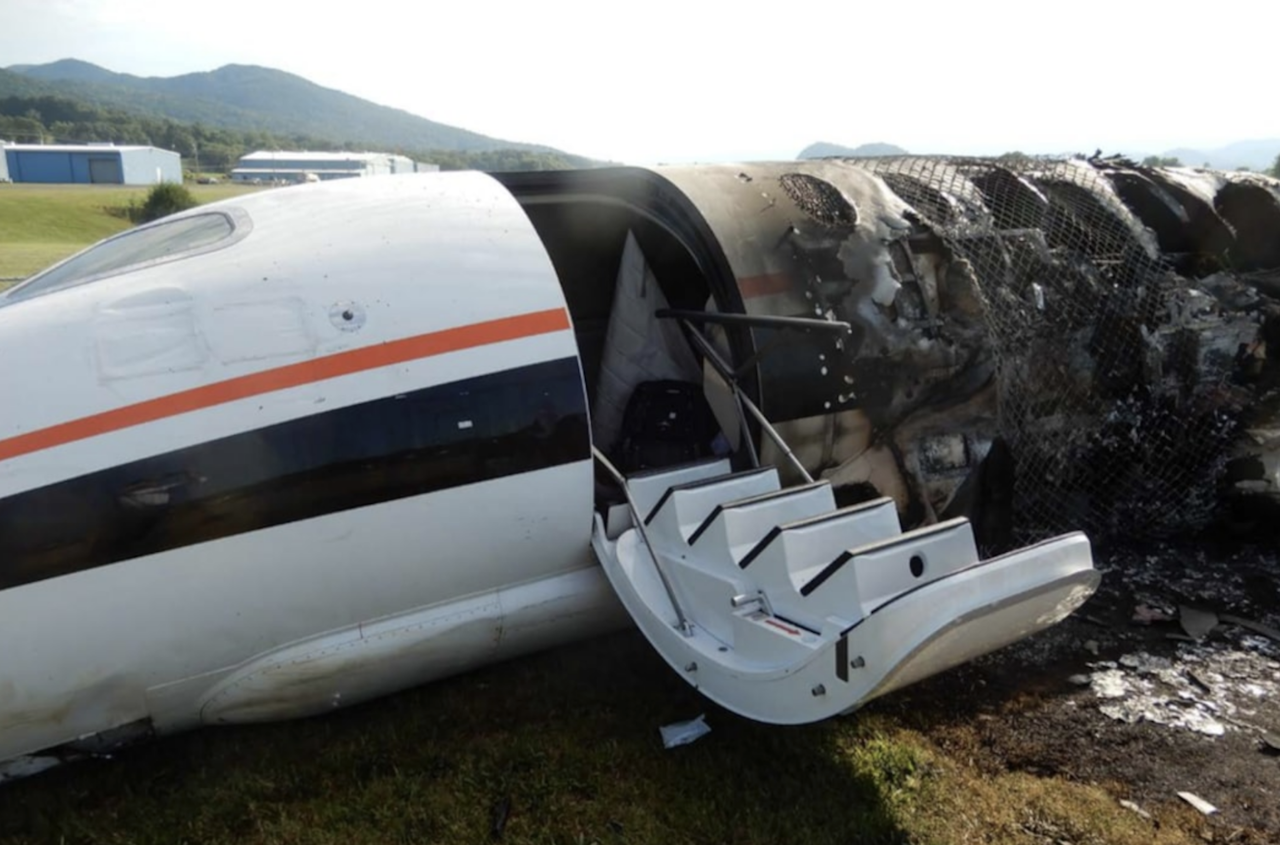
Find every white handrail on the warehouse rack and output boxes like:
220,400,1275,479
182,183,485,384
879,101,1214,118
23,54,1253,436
592,447,694,637
678,320,815,485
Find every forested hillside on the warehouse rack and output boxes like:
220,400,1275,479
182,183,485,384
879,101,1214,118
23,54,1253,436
0,63,595,173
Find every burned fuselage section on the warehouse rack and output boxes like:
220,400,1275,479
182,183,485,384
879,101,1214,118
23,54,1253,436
504,157,1280,547
708,157,1280,544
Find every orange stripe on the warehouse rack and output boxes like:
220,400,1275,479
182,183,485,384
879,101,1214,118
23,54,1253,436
738,273,794,299
0,308,571,463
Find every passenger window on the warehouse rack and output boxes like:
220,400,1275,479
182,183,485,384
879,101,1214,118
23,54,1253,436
3,211,244,304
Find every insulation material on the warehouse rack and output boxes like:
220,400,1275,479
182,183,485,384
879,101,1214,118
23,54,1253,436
592,232,702,451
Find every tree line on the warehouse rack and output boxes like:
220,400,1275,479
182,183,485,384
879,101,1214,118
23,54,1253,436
0,95,586,173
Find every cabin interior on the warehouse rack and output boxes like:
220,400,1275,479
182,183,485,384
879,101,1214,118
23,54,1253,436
496,171,748,502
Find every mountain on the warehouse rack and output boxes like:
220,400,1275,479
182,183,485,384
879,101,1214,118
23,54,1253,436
8,58,125,86
1159,140,1280,171
798,141,909,159
2,59,581,159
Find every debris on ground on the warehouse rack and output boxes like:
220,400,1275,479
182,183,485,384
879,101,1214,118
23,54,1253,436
1220,614,1280,643
659,714,711,749
891,539,1280,837
1133,604,1175,625
1177,791,1219,816
1083,646,1280,737
1180,606,1220,641
1118,798,1152,820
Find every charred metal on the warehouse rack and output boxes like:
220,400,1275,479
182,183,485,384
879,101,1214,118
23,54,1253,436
501,156,1280,546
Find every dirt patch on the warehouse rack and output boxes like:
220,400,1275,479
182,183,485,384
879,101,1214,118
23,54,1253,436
869,540,1280,840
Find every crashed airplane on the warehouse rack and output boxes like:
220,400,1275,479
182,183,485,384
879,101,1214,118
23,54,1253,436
2,153,1277,775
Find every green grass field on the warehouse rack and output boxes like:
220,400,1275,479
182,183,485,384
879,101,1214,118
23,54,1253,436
0,183,262,280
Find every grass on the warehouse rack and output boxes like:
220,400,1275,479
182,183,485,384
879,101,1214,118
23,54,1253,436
0,631,1207,845
0,183,263,280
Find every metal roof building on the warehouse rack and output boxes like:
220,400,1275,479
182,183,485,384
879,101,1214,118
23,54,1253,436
2,144,182,185
230,151,436,184
0,144,9,182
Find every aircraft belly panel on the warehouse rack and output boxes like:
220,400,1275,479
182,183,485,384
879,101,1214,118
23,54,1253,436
196,568,630,725
198,592,506,724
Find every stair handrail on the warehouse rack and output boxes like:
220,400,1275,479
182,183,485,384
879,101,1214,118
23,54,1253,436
654,308,853,335
592,446,695,637
675,319,815,485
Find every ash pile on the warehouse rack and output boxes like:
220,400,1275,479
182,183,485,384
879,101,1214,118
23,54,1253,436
846,155,1280,543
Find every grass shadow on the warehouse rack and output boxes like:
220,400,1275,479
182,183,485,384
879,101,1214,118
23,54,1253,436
0,631,915,845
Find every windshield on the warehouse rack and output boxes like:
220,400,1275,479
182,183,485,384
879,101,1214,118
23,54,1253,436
4,210,246,304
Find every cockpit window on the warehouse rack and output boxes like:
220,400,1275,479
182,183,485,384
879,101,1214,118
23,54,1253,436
3,210,248,305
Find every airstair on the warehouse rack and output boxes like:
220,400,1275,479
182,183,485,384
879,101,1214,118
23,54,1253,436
590,311,1099,725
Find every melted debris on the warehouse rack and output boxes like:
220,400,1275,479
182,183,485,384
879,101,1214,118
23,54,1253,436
1084,646,1280,737
1065,543,1280,740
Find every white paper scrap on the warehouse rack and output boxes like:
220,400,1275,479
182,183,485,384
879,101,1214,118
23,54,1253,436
660,714,711,749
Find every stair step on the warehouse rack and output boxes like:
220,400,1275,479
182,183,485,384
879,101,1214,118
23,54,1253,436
593,498,1099,724
738,497,901,571
799,517,978,620
730,606,824,664
627,458,731,522
644,467,779,544
731,498,900,633
687,482,835,563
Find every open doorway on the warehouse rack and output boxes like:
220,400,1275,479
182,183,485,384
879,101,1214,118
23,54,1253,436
495,169,740,500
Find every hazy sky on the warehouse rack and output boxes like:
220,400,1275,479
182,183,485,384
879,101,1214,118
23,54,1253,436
3,0,1277,164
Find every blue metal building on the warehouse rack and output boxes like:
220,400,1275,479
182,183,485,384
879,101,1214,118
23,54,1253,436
3,144,182,185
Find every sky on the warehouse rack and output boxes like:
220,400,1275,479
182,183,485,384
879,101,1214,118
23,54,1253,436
2,0,1277,164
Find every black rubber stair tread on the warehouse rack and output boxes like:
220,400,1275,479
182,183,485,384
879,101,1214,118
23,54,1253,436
799,517,971,597
687,481,831,545
642,467,776,525
738,497,897,570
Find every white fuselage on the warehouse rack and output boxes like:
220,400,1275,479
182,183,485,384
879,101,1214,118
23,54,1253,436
0,173,626,764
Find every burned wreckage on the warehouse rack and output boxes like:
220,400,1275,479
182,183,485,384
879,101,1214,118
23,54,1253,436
3,154,1279,770
552,155,1280,547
